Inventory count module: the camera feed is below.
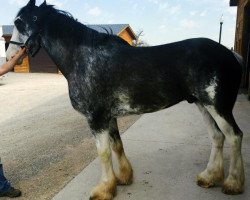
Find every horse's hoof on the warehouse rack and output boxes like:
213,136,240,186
196,169,224,189
196,173,217,188
89,194,114,200
222,187,243,195
197,178,215,188
116,169,133,186
90,180,116,200
222,180,243,195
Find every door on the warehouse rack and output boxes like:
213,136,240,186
244,34,250,89
29,48,58,73
248,34,250,99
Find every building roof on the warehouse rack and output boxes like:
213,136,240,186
87,24,127,35
1,24,136,39
87,24,136,39
230,0,238,6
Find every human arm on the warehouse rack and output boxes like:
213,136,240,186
0,48,27,76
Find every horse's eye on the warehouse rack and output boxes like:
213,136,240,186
33,16,37,21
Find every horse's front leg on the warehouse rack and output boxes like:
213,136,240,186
90,129,117,200
109,118,133,185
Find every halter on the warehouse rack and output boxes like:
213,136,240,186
8,29,42,50
8,15,40,49
8,40,25,48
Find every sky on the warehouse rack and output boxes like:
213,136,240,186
0,0,238,48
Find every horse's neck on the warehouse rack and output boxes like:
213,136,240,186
41,36,77,78
41,25,101,78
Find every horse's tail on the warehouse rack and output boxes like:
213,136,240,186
232,51,244,68
230,51,244,94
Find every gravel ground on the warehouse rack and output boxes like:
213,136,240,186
0,73,140,200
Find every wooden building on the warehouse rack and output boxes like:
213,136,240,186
2,24,136,73
230,0,250,98
87,24,136,46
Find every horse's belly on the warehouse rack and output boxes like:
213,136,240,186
111,92,181,116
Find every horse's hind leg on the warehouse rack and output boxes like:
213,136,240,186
196,103,225,188
109,118,133,185
205,105,245,195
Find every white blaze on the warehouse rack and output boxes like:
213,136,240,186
6,26,28,61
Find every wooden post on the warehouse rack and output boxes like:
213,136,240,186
219,22,223,44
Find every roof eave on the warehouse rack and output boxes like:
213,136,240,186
2,34,12,37
118,25,137,40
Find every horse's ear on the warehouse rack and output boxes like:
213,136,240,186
27,0,36,7
40,0,47,7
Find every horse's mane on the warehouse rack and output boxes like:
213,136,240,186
40,4,129,47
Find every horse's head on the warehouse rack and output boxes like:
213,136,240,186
6,0,45,63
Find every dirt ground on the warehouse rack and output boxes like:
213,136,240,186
0,73,140,200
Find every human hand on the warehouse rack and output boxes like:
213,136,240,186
0,48,27,75
11,48,27,62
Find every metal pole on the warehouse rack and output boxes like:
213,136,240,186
219,21,223,44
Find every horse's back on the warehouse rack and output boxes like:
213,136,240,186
112,38,242,113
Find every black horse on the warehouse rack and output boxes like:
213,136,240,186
6,0,245,199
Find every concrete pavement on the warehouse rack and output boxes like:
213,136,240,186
52,95,250,200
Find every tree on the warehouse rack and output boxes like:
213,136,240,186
133,29,149,47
